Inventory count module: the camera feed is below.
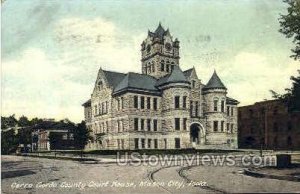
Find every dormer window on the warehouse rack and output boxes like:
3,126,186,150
98,81,103,90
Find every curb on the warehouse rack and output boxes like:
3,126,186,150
244,168,300,182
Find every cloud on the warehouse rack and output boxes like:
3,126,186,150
2,17,146,122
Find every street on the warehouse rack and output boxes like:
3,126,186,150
2,155,300,193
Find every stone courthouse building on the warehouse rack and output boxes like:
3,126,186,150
82,24,239,150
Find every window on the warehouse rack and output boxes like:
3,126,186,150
227,123,230,132
183,118,187,130
273,122,278,132
152,64,155,73
134,118,139,131
147,97,151,109
273,107,278,115
160,61,165,71
147,119,151,131
192,80,196,88
141,96,145,109
95,105,98,115
175,138,180,149
221,121,224,131
214,99,218,112
164,139,167,149
213,121,218,132
287,121,292,131
227,106,230,116
134,138,139,149
166,64,170,72
231,107,234,116
175,96,180,109
154,139,158,149
148,139,152,149
287,136,292,146
106,121,109,132
121,97,124,109
175,118,180,130
183,96,187,109
221,100,225,112
190,101,193,116
231,124,234,133
141,119,144,131
195,101,199,117
134,96,138,108
106,101,109,113
153,98,158,110
153,119,158,131
141,139,145,149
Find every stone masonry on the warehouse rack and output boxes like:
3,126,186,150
82,23,239,150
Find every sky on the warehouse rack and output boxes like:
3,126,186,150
2,0,299,122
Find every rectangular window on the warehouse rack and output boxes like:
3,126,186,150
214,100,218,112
106,101,109,113
164,138,167,149
121,97,124,109
195,101,199,117
175,96,180,109
154,139,158,149
213,121,218,132
161,63,165,71
147,97,151,109
141,96,145,109
153,119,158,131
134,96,138,108
175,118,180,130
141,119,144,131
192,80,196,88
231,107,234,116
148,139,152,149
231,124,234,133
117,99,120,111
166,64,170,72
175,138,180,149
221,121,224,131
134,118,139,131
183,118,187,130
183,96,187,109
190,101,193,116
221,100,225,112
227,123,230,131
147,119,151,131
134,138,139,149
141,139,145,149
227,106,230,116
153,98,158,110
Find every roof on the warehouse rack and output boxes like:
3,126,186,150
156,66,189,86
113,72,159,94
203,70,227,90
149,23,169,40
82,99,91,107
226,97,239,105
103,70,126,88
183,68,193,77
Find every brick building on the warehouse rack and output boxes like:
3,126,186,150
238,100,300,150
82,24,239,150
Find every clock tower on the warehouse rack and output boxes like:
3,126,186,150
141,23,180,79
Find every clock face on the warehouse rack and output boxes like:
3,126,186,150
165,43,172,51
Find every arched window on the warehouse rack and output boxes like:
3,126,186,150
213,98,218,112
